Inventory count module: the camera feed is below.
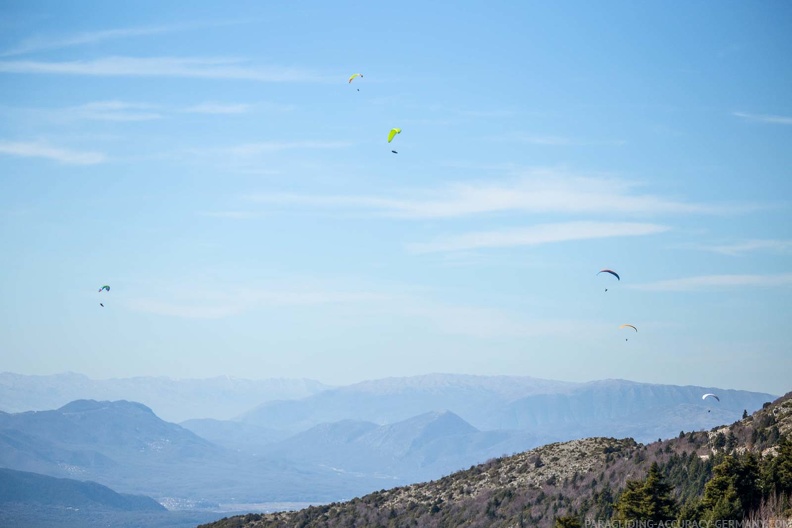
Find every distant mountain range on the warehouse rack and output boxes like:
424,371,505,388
0,467,164,511
237,375,774,443
0,372,778,518
0,467,236,528
238,373,577,433
259,410,541,482
0,399,387,505
0,371,330,422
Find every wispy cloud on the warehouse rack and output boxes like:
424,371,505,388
733,112,792,125
400,301,599,339
126,280,590,339
40,100,270,121
0,56,329,82
249,172,743,219
61,101,162,122
222,140,353,156
128,287,390,319
498,133,626,146
457,109,515,118
1,21,246,57
0,140,105,164
631,273,792,292
693,239,792,256
198,211,263,219
408,221,669,253
181,102,253,114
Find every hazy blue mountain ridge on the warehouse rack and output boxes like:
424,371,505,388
262,411,549,482
0,467,164,511
239,373,581,433
0,375,777,511
238,376,775,443
0,372,331,422
0,399,420,504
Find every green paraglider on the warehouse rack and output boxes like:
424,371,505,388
387,128,401,143
98,285,110,292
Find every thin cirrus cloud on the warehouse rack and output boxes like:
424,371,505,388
181,102,253,114
398,300,600,339
248,173,738,219
222,140,353,156
0,140,105,165
497,133,627,146
51,100,262,121
694,239,792,256
0,21,248,57
126,283,584,339
733,112,792,125
408,221,670,253
0,56,330,82
128,288,391,319
62,101,163,122
631,273,792,292
199,211,263,220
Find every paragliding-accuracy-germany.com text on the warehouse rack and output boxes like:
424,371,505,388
585,521,791,528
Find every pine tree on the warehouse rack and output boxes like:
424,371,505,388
643,462,678,521
699,455,761,520
615,462,678,521
762,436,792,497
554,515,582,528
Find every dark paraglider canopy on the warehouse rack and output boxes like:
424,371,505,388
598,269,620,280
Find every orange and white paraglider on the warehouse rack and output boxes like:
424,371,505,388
619,324,637,341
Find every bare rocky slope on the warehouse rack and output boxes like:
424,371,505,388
200,390,792,528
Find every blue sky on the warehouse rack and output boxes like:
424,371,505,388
1,1,790,395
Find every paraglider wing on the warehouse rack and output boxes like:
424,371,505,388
702,393,720,402
619,324,637,332
387,128,401,143
348,73,363,83
598,269,620,280
98,285,110,292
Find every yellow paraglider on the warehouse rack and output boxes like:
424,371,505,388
348,73,363,83
387,128,401,143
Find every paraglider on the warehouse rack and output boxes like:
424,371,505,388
348,73,363,91
703,393,719,413
98,285,110,307
387,128,401,143
620,324,637,341
598,269,620,291
391,150,398,154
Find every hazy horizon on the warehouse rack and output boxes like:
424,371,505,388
1,370,785,399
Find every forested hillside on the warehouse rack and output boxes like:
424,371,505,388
201,391,792,527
